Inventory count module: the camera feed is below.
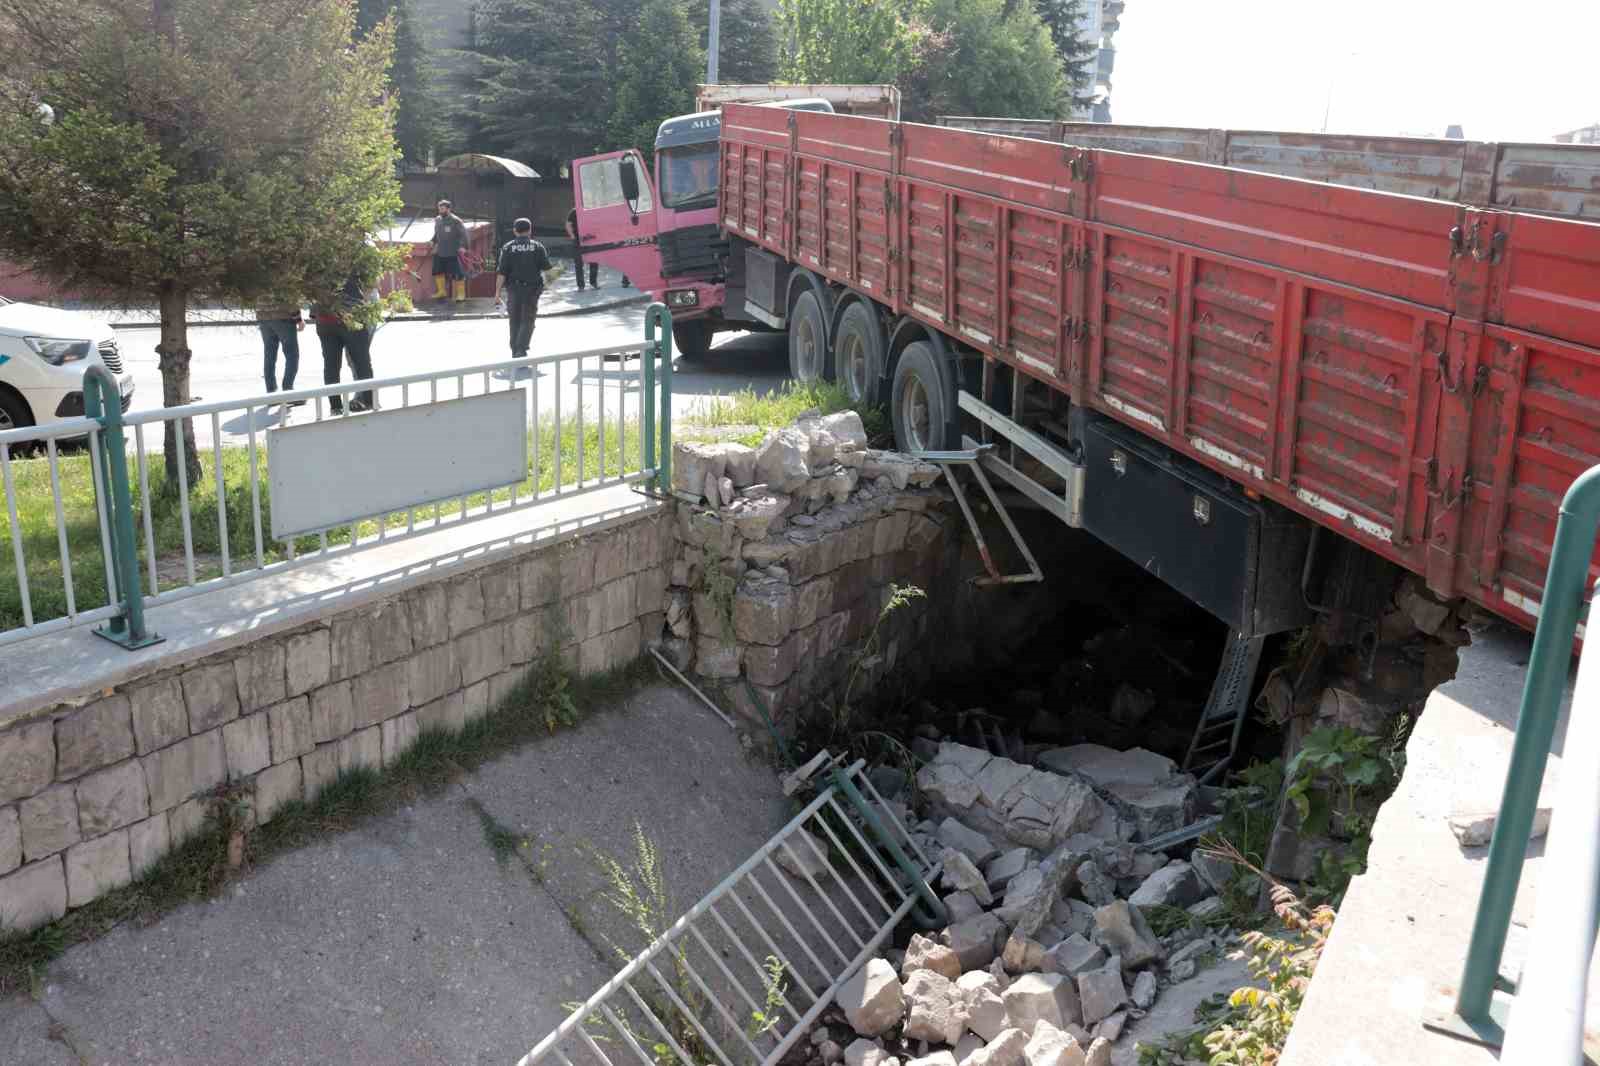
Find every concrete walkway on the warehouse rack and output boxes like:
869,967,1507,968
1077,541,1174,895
1282,623,1599,1064
0,682,791,1066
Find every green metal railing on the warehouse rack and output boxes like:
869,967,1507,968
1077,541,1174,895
82,365,163,650
1426,463,1600,1048
643,303,674,493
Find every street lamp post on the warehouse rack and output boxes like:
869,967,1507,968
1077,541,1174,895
707,0,721,85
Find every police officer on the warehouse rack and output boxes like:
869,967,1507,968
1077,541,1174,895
494,217,554,359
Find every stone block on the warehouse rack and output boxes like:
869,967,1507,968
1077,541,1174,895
329,613,373,680
0,721,54,805
489,668,523,707
381,712,419,767
481,564,521,621
1002,974,1081,1035
594,530,631,586
1127,860,1204,909
340,726,382,773
168,796,211,846
232,642,287,712
520,553,560,609
958,970,1010,1041
734,579,796,645
182,661,240,732
457,626,506,687
128,679,187,756
839,957,904,1038
75,760,149,837
309,681,356,744
602,575,638,632
402,585,449,653
406,643,461,707
223,714,272,779
65,830,131,907
0,858,66,931
694,636,741,679
369,600,414,665
301,744,342,803
141,730,226,814
636,567,668,616
1045,935,1106,979
943,911,1008,971
902,969,969,1045
795,576,832,629
416,691,467,736
447,574,486,636
967,1029,1028,1066
1022,1022,1086,1066
505,611,548,666
253,761,302,825
609,622,642,667
1091,901,1163,970
56,695,136,780
0,807,17,875
128,813,170,875
352,661,410,729
559,539,596,600
1075,958,1126,1027
463,680,491,723
744,634,800,687
578,634,609,678
21,785,80,861
268,696,314,763
284,629,332,697
903,933,962,980
571,587,609,644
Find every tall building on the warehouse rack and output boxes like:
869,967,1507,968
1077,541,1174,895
1075,0,1124,122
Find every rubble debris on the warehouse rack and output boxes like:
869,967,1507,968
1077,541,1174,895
1449,807,1552,848
985,847,1036,891
1022,1021,1086,1066
956,971,1009,1042
1126,860,1203,909
904,933,964,981
1074,955,1127,1027
943,912,1008,971
941,851,995,907
821,1041,846,1064
1129,970,1157,1010
1044,934,1105,978
939,818,1003,866
1001,973,1082,1035
964,1028,1028,1066
1035,745,1196,841
1084,1036,1112,1066
1091,900,1164,970
1001,932,1047,974
840,958,904,1038
904,970,971,1045
846,1039,894,1066
953,1033,985,1066
919,744,1106,852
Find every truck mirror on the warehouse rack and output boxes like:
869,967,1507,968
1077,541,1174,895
619,157,641,205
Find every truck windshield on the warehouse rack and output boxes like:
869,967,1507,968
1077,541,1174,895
658,144,719,210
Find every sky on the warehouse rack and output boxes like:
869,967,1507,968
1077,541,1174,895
1111,0,1598,142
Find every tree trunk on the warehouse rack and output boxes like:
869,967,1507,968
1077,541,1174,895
156,281,200,495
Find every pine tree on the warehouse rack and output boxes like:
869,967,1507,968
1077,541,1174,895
689,0,780,86
358,0,441,164
1032,0,1098,112
608,0,704,154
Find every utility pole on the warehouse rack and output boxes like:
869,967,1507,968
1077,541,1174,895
707,0,721,84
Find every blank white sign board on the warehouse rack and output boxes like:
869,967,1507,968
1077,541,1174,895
268,390,528,539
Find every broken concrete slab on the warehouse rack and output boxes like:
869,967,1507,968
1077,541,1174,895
919,744,1104,852
903,970,971,1045
1036,745,1196,841
840,958,905,1038
943,911,1008,971
938,817,1003,866
945,890,984,922
1126,860,1203,909
1044,934,1106,979
1075,956,1127,1027
1001,973,1082,1035
986,847,1036,891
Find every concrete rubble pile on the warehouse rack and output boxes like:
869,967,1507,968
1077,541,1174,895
796,742,1228,1066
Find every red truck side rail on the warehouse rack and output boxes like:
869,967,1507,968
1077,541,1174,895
719,104,1600,633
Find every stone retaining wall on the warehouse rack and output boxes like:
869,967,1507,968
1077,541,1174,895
0,513,672,931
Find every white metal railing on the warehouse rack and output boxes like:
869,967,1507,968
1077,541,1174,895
0,331,670,649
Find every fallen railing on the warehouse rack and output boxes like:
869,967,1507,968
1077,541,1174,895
0,305,676,650
1424,463,1600,1060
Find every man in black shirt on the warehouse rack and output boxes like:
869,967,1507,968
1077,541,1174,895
495,217,554,359
565,208,598,290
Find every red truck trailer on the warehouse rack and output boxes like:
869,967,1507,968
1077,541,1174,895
716,103,1600,643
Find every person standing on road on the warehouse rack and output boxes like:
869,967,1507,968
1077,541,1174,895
494,217,554,359
431,199,469,304
312,271,378,413
565,207,598,290
254,298,303,404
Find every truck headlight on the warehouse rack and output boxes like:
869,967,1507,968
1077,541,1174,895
666,289,699,308
24,337,92,365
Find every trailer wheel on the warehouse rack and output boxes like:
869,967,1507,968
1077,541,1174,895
833,301,884,406
787,290,829,384
891,341,953,453
672,320,713,361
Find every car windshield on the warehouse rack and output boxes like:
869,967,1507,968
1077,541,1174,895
658,144,719,210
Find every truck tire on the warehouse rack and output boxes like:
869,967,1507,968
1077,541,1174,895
833,301,884,406
891,341,954,453
672,320,713,361
787,290,829,384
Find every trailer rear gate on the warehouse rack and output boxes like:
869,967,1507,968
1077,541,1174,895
719,105,1600,633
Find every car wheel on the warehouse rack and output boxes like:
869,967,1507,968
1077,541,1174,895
787,289,829,384
672,320,713,361
891,341,954,453
833,301,884,406
0,389,34,437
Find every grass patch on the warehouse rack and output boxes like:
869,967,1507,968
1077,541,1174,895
0,410,643,632
0,648,655,999
683,379,889,448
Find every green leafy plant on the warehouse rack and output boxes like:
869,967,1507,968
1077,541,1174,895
747,955,789,1039
1282,726,1393,903
1200,759,1283,919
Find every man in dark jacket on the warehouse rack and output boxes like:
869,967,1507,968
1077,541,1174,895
564,208,598,290
494,218,553,359
431,200,469,303
312,273,377,413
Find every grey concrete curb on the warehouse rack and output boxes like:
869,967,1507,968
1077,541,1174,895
107,293,649,331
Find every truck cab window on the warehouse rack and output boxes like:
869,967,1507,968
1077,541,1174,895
578,155,654,212
659,144,719,210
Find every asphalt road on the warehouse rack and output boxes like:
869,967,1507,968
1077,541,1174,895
113,306,790,450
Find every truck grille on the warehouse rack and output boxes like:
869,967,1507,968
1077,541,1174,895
97,338,123,374
659,223,726,281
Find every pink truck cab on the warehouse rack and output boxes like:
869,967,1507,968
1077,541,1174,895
569,100,837,358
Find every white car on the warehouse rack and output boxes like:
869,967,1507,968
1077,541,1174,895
0,295,134,435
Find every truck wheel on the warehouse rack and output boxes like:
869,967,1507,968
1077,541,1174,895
788,290,829,384
891,341,953,453
672,320,713,361
833,301,884,406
